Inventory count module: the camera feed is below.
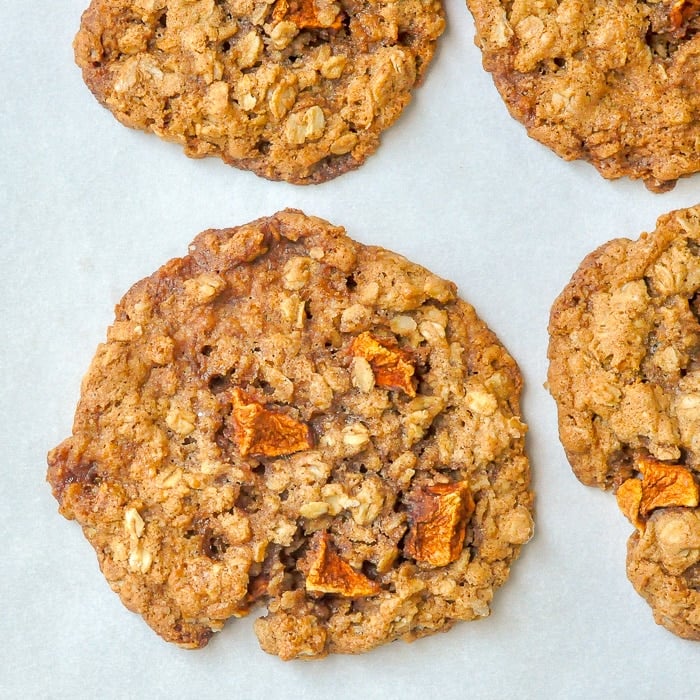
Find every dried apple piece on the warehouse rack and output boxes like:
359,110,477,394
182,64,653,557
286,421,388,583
305,532,381,597
637,456,699,516
349,332,416,397
404,481,475,567
670,0,700,29
616,478,644,531
272,0,344,30
231,387,312,457
616,455,699,530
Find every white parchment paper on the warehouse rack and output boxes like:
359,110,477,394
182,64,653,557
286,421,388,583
1,1,697,697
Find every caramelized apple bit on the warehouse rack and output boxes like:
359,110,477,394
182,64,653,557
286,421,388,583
637,456,699,516
615,478,644,531
231,387,312,457
272,0,344,30
404,481,475,567
349,331,416,397
305,532,381,597
670,0,700,29
616,456,699,530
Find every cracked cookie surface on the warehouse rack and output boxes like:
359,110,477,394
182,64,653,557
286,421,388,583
47,209,533,658
548,205,700,638
73,0,444,184
466,0,700,191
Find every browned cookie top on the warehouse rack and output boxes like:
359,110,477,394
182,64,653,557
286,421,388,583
73,0,444,184
466,0,700,191
47,210,533,659
548,205,700,639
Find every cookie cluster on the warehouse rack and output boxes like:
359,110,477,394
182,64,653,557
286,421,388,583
59,0,700,660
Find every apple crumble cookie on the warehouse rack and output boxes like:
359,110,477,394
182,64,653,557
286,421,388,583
48,210,533,658
466,0,700,191
73,0,444,183
548,205,700,639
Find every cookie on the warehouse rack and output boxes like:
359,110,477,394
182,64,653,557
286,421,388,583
47,209,533,659
548,205,700,638
626,506,700,639
466,0,700,191
73,0,444,184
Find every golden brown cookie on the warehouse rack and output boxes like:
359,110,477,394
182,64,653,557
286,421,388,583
466,0,700,191
73,0,445,184
626,505,700,639
47,209,533,658
548,205,700,638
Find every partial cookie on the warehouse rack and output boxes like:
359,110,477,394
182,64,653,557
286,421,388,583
626,506,700,640
47,209,533,658
548,205,700,638
73,0,444,184
466,0,700,191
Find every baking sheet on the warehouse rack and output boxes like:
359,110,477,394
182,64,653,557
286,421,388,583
2,1,698,697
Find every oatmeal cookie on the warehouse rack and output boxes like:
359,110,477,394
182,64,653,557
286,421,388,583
627,507,700,639
466,0,700,191
548,205,700,638
47,209,533,658
73,0,444,184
